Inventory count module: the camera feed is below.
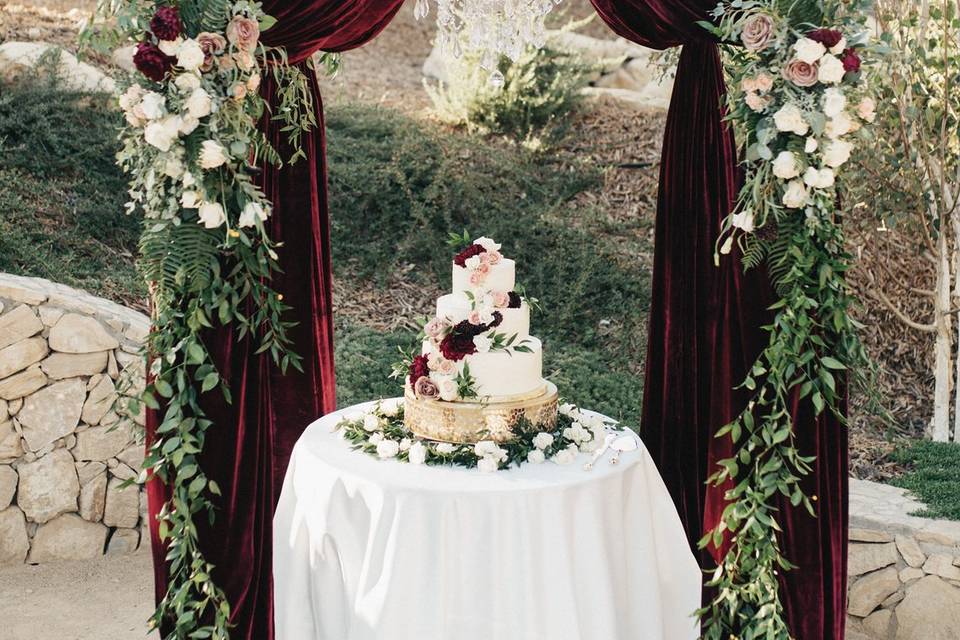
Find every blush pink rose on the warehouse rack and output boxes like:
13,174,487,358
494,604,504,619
486,250,502,265
492,291,510,308
226,15,260,52
783,59,819,87
469,271,485,286
468,310,483,325
741,14,775,51
424,318,448,339
476,263,490,275
436,358,456,376
414,376,439,400
197,32,227,72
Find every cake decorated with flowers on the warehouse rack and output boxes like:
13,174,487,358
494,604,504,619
400,235,559,443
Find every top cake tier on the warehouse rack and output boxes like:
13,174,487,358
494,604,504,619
452,258,516,294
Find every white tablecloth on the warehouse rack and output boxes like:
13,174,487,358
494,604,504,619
273,400,701,640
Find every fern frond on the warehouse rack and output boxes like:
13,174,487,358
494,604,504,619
139,221,221,300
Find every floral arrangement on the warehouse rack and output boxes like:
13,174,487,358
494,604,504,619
697,1,876,638
84,1,318,638
339,400,621,472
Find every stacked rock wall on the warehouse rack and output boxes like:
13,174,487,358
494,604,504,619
0,273,148,565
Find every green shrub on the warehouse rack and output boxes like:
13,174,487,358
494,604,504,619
891,439,960,521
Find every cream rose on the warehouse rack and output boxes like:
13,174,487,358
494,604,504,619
199,140,228,169
793,37,826,64
527,449,546,464
803,167,835,189
474,237,501,252
158,37,182,57
139,92,166,120
823,140,853,168
817,54,846,84
238,202,267,228
805,137,819,153
755,72,774,93
185,87,212,119
825,112,856,139
772,151,801,180
177,39,206,72
822,87,846,118
376,439,400,459
745,92,769,113
473,334,493,353
119,84,145,111
438,378,459,402
477,457,499,473
408,441,427,465
197,201,226,229
533,432,554,450
782,180,809,209
773,104,809,136
174,73,201,92
181,190,201,209
143,116,179,151
731,210,755,232
857,97,876,123
178,115,200,135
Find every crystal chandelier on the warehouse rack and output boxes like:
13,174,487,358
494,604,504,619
414,0,564,87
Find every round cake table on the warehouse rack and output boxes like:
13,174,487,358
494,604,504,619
273,400,701,640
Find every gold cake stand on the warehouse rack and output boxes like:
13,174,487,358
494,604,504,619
404,381,559,444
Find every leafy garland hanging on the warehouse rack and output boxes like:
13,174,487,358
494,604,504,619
697,0,877,637
84,1,317,637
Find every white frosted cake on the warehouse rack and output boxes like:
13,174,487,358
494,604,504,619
402,236,558,443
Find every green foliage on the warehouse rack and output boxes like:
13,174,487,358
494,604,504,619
0,67,142,303
425,44,596,148
891,440,960,521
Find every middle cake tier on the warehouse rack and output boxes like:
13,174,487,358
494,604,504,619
436,292,531,337
422,336,544,401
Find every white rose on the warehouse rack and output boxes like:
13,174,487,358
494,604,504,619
163,156,184,179
773,104,809,136
376,439,400,459
185,87,213,119
793,37,826,64
772,151,801,180
805,137,819,153
474,440,500,458
464,255,481,270
829,36,847,55
436,442,456,455
803,167,836,189
363,414,380,432
139,92,166,120
474,237,502,252
857,97,876,123
438,378,459,402
551,448,576,465
182,171,196,187
178,115,200,135
175,73,201,92
199,140,228,169
238,201,268,228
118,84,144,111
731,210,755,232
143,116,180,152
177,39,206,71
369,432,384,445
817,54,845,84
558,403,580,419
533,432,554,450
822,139,853,168
473,334,493,353
782,180,809,209
181,190,201,209
477,457,499,473
197,201,226,229
158,37,183,57
381,400,401,417
825,111,855,139
822,87,847,118
399,438,412,452
408,441,427,465
527,449,545,464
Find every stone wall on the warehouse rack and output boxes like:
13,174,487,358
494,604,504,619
0,273,148,565
846,479,960,639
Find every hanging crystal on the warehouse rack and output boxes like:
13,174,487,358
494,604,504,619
419,0,562,76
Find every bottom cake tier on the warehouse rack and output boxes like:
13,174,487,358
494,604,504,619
404,381,559,444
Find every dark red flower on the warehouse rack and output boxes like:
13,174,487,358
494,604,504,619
489,311,503,329
150,6,183,41
408,354,430,386
133,41,174,82
453,243,487,267
841,48,861,73
439,330,477,361
806,28,843,49
507,292,522,309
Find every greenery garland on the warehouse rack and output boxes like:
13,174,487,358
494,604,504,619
697,1,877,637
84,1,318,637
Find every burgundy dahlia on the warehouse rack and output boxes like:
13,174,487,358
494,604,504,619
408,354,430,386
806,28,843,49
489,311,503,329
150,6,183,41
453,243,487,267
841,48,861,73
440,324,479,361
507,292,522,309
133,41,174,82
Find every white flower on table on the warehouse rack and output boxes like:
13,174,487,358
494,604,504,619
436,442,456,455
477,457,499,473
551,445,578,466
369,432,384,445
408,441,427,465
381,400,401,418
399,438,412,452
558,403,581,420
363,413,381,432
376,439,400,459
772,151,801,180
793,37,826,64
532,432,554,450
527,449,546,464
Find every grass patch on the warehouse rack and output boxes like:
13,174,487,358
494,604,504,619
0,69,143,306
890,440,960,521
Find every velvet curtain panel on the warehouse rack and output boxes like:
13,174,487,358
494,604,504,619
144,2,405,638
587,1,849,638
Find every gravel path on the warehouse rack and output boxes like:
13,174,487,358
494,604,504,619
0,551,157,640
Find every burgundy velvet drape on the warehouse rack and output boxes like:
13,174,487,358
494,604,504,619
588,1,849,639
145,3,404,638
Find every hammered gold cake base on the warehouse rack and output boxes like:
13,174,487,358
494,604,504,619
404,381,559,444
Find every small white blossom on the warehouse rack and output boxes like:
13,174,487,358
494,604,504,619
399,438,412,452
199,140,228,169
829,37,847,55
477,457,499,473
438,378,459,402
177,39,206,71
805,137,819,153
464,255,482,270
163,156,184,179
408,441,427,465
551,447,577,465
380,400,401,417
856,97,876,123
369,432,384,445
527,449,545,464
181,191,201,209
363,414,380,432
772,151,801,180
532,432,554,450
782,180,809,209
197,201,226,229
793,37,827,64
376,439,400,459
436,442,456,455
817,54,846,84
731,210,755,233
238,201,268,228
558,403,581,420
825,112,856,139
803,167,835,189
178,115,200,135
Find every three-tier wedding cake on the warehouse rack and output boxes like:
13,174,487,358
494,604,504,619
403,236,559,443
